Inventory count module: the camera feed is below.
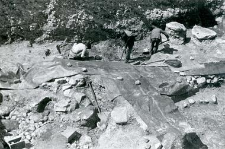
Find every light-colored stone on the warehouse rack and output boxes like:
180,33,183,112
186,76,192,83
54,99,71,112
196,77,206,86
135,80,141,85
190,56,194,60
79,135,92,147
67,62,72,67
188,99,195,105
29,113,43,123
144,135,163,149
62,84,72,91
0,106,11,116
165,22,187,45
68,74,85,87
116,76,123,81
211,77,219,84
206,79,211,84
1,119,19,131
211,95,218,104
192,25,217,40
63,89,72,97
82,68,88,72
179,72,186,76
143,48,149,53
73,92,86,103
111,106,128,124
183,101,189,108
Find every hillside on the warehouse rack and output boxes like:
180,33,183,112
0,0,224,43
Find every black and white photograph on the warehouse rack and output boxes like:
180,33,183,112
0,0,225,148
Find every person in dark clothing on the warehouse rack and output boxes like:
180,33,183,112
150,25,169,56
121,30,136,63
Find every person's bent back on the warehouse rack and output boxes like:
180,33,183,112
69,43,90,60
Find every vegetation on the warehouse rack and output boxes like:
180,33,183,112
0,0,223,43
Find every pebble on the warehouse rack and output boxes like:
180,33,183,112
179,72,186,76
23,113,27,117
25,132,29,136
211,95,218,104
186,76,192,83
183,102,189,108
11,116,17,120
188,99,195,105
82,68,88,72
206,79,211,84
43,116,48,122
199,100,209,104
190,56,194,60
67,63,72,67
26,135,32,141
24,139,29,143
212,77,219,84
116,76,123,81
31,132,37,137
29,126,36,131
135,80,141,85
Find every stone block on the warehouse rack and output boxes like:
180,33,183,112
61,127,80,143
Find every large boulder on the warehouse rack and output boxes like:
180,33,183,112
165,22,187,45
192,25,217,41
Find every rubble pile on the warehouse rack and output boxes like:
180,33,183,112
186,75,224,88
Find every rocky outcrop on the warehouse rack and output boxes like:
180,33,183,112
165,22,187,45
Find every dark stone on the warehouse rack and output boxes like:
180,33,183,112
160,81,190,96
37,97,52,113
0,93,2,103
183,132,208,149
165,59,182,68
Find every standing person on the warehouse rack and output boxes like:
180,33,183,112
27,23,41,47
68,42,91,60
150,24,169,56
121,30,136,63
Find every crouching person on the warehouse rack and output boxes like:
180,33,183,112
68,42,91,60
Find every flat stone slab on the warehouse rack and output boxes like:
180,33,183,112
192,25,217,40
